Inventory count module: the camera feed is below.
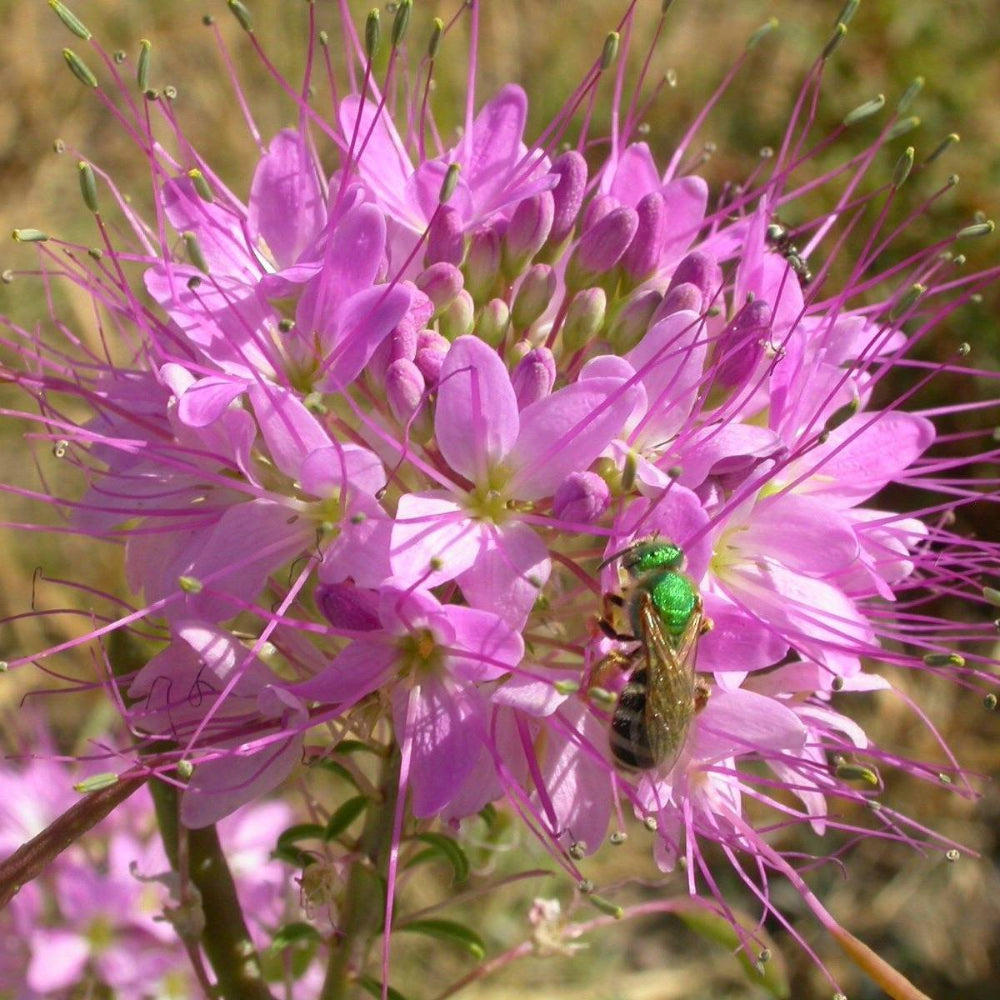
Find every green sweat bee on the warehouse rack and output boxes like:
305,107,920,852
598,538,710,773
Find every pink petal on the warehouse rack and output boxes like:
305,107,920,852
396,679,481,817
463,84,529,211
177,375,249,428
320,283,412,390
603,142,660,204
181,730,305,828
293,640,396,704
626,310,707,442
391,492,485,588
320,494,394,588
456,523,551,630
249,384,331,480
162,177,256,279
447,603,525,681
741,493,860,575
659,176,709,264
435,336,519,482
699,594,788,675
248,129,327,269
27,930,89,991
506,377,639,500
339,96,418,227
300,443,386,497
791,411,935,506
693,689,806,759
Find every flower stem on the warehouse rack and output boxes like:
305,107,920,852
149,774,275,1000
320,750,400,1000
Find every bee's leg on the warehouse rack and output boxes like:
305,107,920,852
598,592,635,643
597,617,635,643
698,615,714,636
693,679,711,714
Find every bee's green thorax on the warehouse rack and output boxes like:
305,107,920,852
632,570,698,639
622,541,684,576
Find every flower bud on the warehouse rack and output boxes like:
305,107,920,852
511,347,556,407
415,261,464,315
712,298,770,392
548,150,588,246
386,357,428,430
561,286,607,353
667,250,722,308
552,471,610,524
316,581,381,632
621,191,667,285
438,289,475,340
414,329,449,386
503,190,554,277
464,225,501,302
607,289,662,353
581,193,614,233
566,206,639,290
511,263,556,331
425,205,465,266
474,297,510,347
654,281,703,321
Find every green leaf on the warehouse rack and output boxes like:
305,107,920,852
323,796,369,841
398,919,486,960
311,758,361,790
675,900,789,999
358,975,409,1000
276,823,325,849
269,922,322,953
409,833,470,884
334,738,381,756
271,845,316,868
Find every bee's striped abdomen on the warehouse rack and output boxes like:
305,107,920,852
609,666,657,770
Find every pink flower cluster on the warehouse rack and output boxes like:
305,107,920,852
4,0,997,973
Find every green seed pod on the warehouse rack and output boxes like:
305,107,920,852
78,161,99,213
63,47,98,88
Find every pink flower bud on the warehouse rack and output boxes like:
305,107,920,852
474,297,510,347
511,347,556,407
511,263,556,330
503,190,554,276
654,281,703,320
561,286,607,352
415,262,464,313
713,298,771,391
566,206,639,289
668,250,722,307
552,471,610,524
622,191,667,284
316,581,380,632
438,289,475,340
464,225,501,301
580,193,614,233
548,150,588,246
414,328,449,386
425,205,465,266
608,289,662,352
386,357,427,426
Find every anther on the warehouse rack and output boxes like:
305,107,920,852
63,47,99,88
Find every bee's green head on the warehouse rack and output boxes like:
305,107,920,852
619,538,684,577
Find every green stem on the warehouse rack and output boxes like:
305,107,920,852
111,623,276,1000
149,779,276,1000
320,751,400,1000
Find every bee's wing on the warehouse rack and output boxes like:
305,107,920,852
635,591,701,771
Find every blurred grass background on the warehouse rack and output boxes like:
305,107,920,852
0,1,998,998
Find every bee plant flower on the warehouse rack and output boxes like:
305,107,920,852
2,1,998,997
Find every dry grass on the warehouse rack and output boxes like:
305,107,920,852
0,2,998,997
